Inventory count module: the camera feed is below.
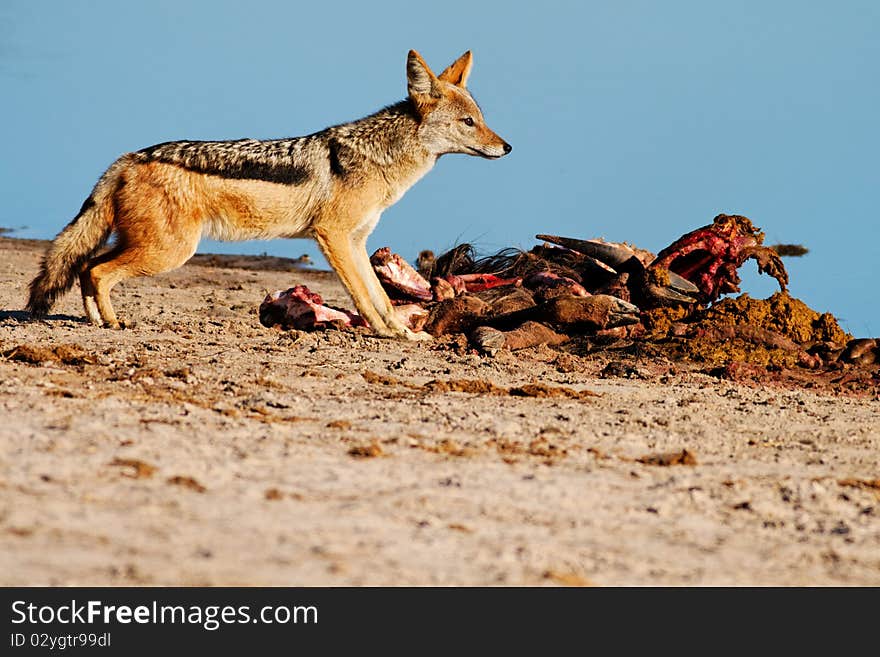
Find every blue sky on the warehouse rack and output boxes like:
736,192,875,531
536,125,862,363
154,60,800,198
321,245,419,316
1,1,878,334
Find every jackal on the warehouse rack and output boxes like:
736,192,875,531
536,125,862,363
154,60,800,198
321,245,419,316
26,49,511,339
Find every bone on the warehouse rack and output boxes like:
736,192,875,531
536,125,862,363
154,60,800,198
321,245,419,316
649,214,789,303
259,285,365,330
370,247,433,302
393,304,431,332
260,286,427,332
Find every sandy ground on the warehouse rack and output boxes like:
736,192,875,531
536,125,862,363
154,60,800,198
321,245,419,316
0,236,878,586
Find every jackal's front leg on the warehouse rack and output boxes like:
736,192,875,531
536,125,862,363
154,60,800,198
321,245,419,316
350,234,431,341
312,227,402,338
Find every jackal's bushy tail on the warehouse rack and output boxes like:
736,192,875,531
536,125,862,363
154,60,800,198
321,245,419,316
26,158,128,317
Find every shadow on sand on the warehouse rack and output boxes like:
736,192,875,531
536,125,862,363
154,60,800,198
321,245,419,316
0,310,87,323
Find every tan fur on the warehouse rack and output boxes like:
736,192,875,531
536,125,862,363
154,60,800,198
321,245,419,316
438,50,473,87
26,50,511,338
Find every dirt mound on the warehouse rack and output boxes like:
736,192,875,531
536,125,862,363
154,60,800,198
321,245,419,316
638,292,852,368
699,292,849,345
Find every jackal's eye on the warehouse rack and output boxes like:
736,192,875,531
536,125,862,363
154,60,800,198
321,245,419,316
461,117,475,127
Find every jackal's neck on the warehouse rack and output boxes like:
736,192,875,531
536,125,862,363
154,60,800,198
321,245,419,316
327,100,430,168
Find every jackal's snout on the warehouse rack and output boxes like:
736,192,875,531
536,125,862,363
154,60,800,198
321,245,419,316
491,138,513,158
471,132,511,159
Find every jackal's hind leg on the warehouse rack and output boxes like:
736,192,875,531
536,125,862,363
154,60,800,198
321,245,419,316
82,225,199,329
82,248,137,329
78,270,102,325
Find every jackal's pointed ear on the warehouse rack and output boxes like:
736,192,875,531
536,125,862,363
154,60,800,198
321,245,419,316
438,50,473,88
407,50,438,102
